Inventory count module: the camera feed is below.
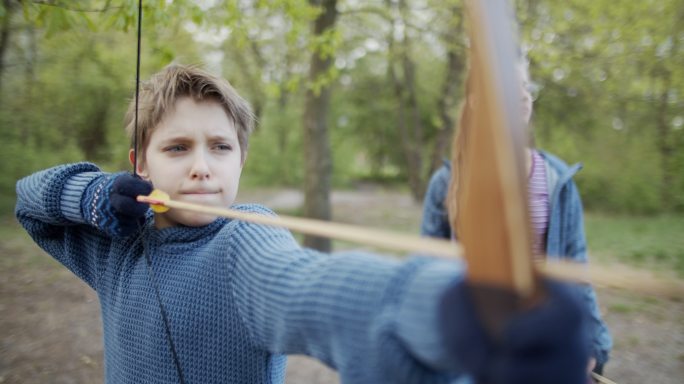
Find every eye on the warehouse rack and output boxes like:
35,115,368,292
214,143,233,151
164,144,187,152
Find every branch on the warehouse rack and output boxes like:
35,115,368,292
338,5,391,21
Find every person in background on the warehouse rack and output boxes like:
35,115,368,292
421,60,613,376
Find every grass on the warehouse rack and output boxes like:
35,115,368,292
584,213,684,277
607,295,662,315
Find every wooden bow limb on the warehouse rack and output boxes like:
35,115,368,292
136,193,684,300
437,0,544,349
457,0,537,299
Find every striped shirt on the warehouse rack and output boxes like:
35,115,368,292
528,149,550,258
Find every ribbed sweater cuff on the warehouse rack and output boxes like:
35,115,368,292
61,172,102,223
396,259,465,371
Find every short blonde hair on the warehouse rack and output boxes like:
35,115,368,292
124,64,254,162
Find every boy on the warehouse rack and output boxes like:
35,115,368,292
16,64,589,383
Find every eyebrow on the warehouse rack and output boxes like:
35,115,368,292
157,134,237,145
206,134,237,142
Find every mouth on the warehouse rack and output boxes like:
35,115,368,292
180,190,221,196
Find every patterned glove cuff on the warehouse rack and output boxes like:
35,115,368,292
59,169,102,224
82,172,145,237
81,173,136,236
83,175,113,229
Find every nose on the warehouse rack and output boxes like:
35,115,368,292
190,150,211,180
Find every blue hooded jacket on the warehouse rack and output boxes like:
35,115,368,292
420,150,613,368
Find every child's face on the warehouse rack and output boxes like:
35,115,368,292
135,97,245,228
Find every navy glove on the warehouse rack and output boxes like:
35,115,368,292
83,173,153,237
440,279,590,384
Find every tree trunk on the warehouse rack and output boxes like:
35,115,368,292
277,48,295,183
0,0,15,97
429,6,466,174
388,59,423,201
21,22,37,145
654,14,681,212
302,0,337,252
402,45,426,200
655,71,673,212
429,47,463,172
232,42,265,131
24,22,36,93
277,87,292,182
386,0,426,202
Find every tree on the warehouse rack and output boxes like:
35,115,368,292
385,0,426,201
302,0,338,251
427,0,467,174
0,0,17,94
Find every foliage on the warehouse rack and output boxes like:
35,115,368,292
1,0,683,215
0,0,202,211
518,0,684,213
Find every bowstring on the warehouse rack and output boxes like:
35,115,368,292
133,1,186,383
133,0,142,177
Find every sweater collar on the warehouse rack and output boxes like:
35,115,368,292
143,217,228,248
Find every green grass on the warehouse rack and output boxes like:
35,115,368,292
607,295,662,315
585,213,684,277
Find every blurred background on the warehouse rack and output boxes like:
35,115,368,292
0,0,682,383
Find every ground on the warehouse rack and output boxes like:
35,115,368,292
1,187,682,383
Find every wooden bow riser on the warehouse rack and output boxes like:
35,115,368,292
458,0,538,293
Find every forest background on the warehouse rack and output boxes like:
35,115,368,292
0,0,683,251
0,1,683,383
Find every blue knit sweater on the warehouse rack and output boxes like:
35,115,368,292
16,163,468,384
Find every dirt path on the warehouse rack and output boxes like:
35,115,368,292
1,188,682,383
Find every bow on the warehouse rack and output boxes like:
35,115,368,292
133,3,678,382
455,0,537,297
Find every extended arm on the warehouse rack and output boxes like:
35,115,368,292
229,207,462,383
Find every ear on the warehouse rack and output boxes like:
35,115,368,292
128,149,149,180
